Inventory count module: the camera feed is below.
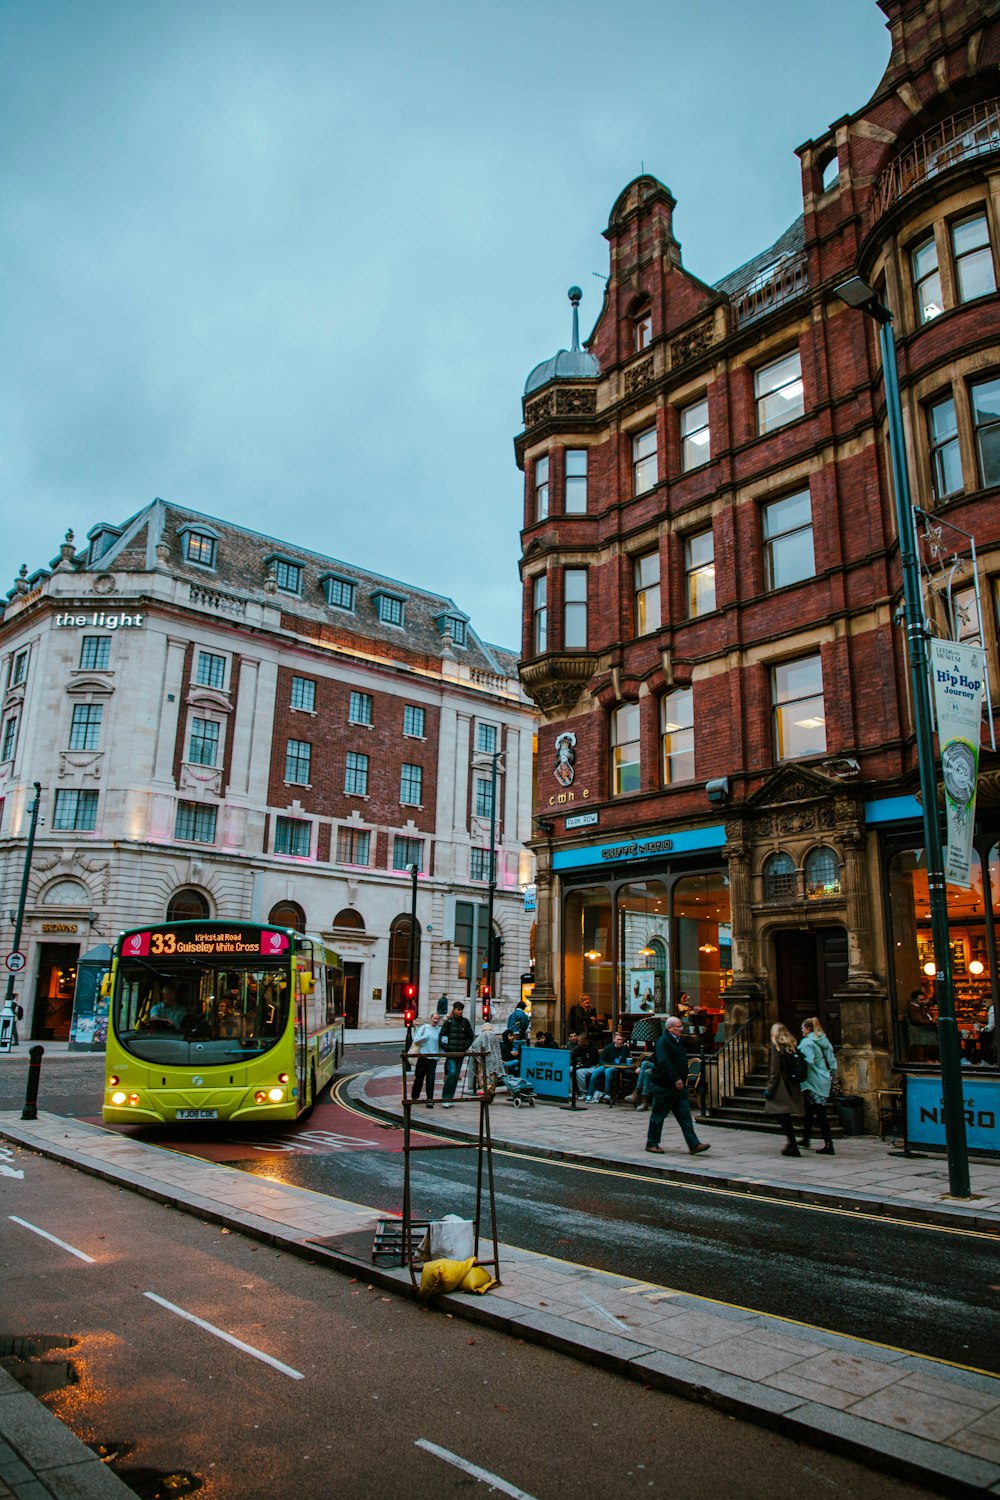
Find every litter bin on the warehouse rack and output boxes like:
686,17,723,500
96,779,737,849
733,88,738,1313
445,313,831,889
835,1095,865,1135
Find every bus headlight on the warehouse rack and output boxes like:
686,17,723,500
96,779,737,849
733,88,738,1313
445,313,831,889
109,1075,120,1087
111,1090,127,1106
267,1087,284,1103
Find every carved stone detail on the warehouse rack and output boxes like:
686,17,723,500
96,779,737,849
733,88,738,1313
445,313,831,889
58,752,103,780
670,319,714,366
92,573,117,595
777,809,816,834
624,356,654,395
557,387,597,415
180,763,223,795
525,393,554,427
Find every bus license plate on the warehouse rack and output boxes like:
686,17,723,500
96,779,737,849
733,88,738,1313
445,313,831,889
176,1108,218,1120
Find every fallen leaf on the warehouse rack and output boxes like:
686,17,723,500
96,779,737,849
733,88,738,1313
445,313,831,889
467,1338,475,1345
494,1404,509,1413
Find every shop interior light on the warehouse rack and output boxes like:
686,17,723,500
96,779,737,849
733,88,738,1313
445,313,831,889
923,961,937,977
699,943,718,954
969,959,985,976
584,948,602,961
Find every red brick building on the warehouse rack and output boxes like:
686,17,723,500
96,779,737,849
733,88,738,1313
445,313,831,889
516,0,1000,1112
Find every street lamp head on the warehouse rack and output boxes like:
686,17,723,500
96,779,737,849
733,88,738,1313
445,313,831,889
834,275,892,325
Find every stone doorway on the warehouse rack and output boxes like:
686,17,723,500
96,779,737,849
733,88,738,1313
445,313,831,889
773,927,846,1045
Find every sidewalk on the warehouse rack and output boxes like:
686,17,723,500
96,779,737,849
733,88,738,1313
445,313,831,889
2,1106,1000,1496
357,1067,1000,1234
0,1364,133,1498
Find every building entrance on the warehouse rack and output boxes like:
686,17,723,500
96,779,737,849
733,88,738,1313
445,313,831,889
773,927,846,1046
344,962,362,1029
31,943,80,1040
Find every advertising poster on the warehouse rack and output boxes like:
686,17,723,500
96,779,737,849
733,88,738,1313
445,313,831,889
905,1073,1000,1156
930,639,985,888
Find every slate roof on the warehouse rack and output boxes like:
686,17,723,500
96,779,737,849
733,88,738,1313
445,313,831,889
71,499,516,676
713,215,805,299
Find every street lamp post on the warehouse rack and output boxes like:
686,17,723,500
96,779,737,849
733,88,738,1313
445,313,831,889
484,751,500,1020
835,276,970,1198
5,782,42,1036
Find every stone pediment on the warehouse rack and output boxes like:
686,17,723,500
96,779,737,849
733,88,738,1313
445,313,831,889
747,764,836,809
186,686,233,714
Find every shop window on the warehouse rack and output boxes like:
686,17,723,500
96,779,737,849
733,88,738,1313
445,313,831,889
763,490,815,590
685,530,715,617
911,236,943,324
269,900,306,932
563,569,588,649
952,213,996,305
619,880,669,1017
661,689,694,784
680,397,710,471
564,886,613,1032
565,449,588,513
611,704,641,795
763,852,797,901
927,395,963,499
673,872,732,1009
772,655,826,761
805,846,841,898
534,454,550,521
166,888,210,922
971,375,1000,489
387,913,421,1012
754,350,804,433
634,552,660,636
632,427,658,495
532,575,548,654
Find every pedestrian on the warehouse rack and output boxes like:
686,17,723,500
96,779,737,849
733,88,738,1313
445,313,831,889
410,1012,443,1108
435,993,450,1017
645,1015,711,1156
764,1021,806,1157
586,1031,630,1102
507,998,531,1041
799,1017,836,1153
439,1001,474,1107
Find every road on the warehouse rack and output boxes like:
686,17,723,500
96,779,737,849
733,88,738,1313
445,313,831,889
0,1150,935,1499
3,1047,998,1378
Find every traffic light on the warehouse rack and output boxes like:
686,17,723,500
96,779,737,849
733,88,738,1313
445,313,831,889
402,982,417,1027
481,981,491,1021
490,934,505,972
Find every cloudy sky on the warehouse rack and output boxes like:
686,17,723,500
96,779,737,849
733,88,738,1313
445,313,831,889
0,0,889,649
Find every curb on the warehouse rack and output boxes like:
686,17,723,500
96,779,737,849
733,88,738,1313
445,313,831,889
2,1119,998,1499
0,1365,135,1498
349,1082,1000,1236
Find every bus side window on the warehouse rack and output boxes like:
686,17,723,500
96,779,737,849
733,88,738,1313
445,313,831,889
325,969,336,1025
309,966,323,1034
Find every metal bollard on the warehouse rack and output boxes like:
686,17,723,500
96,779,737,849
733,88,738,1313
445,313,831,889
21,1044,44,1121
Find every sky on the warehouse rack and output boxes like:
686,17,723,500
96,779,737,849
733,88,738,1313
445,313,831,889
0,0,891,650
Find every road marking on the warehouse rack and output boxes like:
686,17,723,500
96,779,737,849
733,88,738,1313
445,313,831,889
0,1145,23,1179
143,1293,304,1379
9,1215,95,1262
415,1439,539,1499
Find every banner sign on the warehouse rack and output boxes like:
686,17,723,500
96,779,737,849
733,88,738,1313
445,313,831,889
519,1044,571,1100
905,1072,1000,1156
930,639,985,888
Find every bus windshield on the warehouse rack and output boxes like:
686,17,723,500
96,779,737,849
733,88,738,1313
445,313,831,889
114,960,291,1065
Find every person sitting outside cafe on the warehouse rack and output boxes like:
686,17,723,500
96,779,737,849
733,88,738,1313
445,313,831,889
586,1032,632,1102
568,994,596,1036
534,1028,555,1048
439,1001,474,1107
568,1031,599,1095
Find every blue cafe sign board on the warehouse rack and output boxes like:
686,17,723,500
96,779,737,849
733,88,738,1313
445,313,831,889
519,1045,572,1100
905,1073,1000,1157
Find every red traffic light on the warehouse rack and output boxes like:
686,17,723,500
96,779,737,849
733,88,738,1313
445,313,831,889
403,982,417,1002
482,1000,492,1021
403,1006,416,1026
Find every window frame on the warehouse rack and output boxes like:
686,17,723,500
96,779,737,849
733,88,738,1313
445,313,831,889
754,350,804,434
470,848,491,882
1,714,18,763
679,396,710,472
684,529,716,618
474,776,494,820
79,636,111,671
565,449,588,513
563,568,588,650
274,815,311,858
951,211,997,307
911,234,943,325
345,751,369,797
274,559,303,595
324,576,356,612
336,826,371,866
174,801,218,844
762,489,816,592
633,552,661,637
534,454,550,521
290,676,316,713
661,688,695,785
477,721,498,755
772,654,827,763
52,788,98,832
185,532,217,568
403,704,426,738
532,575,548,654
11,650,29,687
284,738,312,785
188,716,220,767
195,651,226,691
349,690,373,726
632,426,658,495
611,703,641,797
376,594,405,628
392,836,424,872
400,762,423,806
926,393,963,499
69,703,103,752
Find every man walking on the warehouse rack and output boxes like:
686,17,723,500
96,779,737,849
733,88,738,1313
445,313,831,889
646,1015,711,1156
439,1000,474,1107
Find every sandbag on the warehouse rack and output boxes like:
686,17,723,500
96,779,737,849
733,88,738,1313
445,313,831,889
459,1264,498,1295
419,1256,476,1300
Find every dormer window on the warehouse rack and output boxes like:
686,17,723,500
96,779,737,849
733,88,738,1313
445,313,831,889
86,524,122,567
321,574,355,611
266,554,303,594
179,525,219,569
435,610,468,647
374,591,405,628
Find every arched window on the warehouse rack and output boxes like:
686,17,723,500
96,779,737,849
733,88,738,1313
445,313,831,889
166,888,211,922
386,913,421,1014
333,908,365,931
269,900,306,932
819,151,839,192
804,846,841,899
763,853,796,902
41,878,89,906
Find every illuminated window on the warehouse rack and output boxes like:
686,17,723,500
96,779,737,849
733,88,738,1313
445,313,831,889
912,236,942,324
661,689,694,783
755,350,804,433
772,655,826,762
611,704,641,795
685,530,715,616
805,846,841,898
763,851,796,901
185,532,216,567
634,553,660,636
680,397,710,471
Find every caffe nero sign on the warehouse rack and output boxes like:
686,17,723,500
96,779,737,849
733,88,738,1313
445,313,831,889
600,836,674,862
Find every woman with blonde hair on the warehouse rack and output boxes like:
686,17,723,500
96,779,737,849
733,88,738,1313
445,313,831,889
799,1016,837,1154
763,1021,805,1157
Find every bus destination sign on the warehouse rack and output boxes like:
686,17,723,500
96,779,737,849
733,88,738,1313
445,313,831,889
122,927,291,959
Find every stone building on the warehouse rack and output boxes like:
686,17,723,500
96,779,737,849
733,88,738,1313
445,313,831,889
516,0,1000,1113
0,500,535,1039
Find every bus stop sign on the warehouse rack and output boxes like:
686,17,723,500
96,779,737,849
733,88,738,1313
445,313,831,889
5,952,25,973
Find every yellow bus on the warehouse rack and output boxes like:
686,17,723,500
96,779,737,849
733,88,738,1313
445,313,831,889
102,921,344,1125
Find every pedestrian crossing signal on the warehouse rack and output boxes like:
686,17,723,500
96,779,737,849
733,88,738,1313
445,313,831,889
403,982,417,1026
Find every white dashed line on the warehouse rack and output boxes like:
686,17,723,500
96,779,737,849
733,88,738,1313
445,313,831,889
9,1215,95,1262
143,1293,304,1379
415,1439,539,1499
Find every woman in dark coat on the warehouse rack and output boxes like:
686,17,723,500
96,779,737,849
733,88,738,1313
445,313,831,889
763,1021,804,1157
